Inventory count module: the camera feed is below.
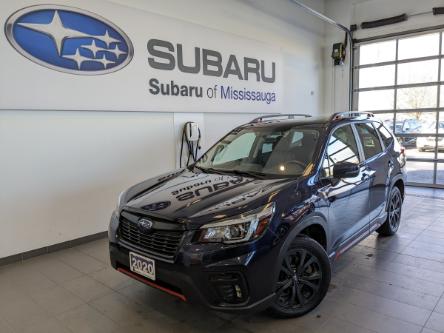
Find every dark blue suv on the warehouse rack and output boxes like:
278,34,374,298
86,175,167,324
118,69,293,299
109,112,406,317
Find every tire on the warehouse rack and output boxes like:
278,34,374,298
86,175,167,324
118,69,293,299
377,186,403,236
268,236,331,318
418,147,425,152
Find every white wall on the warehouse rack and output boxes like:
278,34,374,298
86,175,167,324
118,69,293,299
324,0,444,114
351,0,444,40
0,0,328,258
0,111,175,257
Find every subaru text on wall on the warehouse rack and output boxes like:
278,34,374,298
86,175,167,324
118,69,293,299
109,112,406,317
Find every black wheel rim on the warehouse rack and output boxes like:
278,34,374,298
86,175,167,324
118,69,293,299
275,249,322,310
388,190,402,230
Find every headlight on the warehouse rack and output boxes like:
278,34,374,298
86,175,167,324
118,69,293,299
116,190,127,213
198,204,275,244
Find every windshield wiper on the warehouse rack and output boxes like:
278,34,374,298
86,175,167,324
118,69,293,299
225,169,268,179
194,166,267,178
193,165,229,175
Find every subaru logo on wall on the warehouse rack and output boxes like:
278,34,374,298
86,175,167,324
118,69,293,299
4,5,133,75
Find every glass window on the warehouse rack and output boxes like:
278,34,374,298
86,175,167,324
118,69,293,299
291,131,304,145
415,136,437,159
359,65,395,88
322,125,360,177
398,33,440,60
373,121,394,148
437,163,444,185
397,86,437,109
359,40,396,65
395,112,437,135
213,132,256,165
406,161,434,184
355,123,383,159
358,89,394,111
440,86,444,107
397,60,439,85
261,142,273,154
356,31,443,187
374,113,395,131
197,127,321,178
438,112,444,160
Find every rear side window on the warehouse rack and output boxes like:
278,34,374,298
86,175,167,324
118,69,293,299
373,121,394,148
355,123,383,159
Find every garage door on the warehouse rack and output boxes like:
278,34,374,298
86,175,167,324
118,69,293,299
354,30,444,188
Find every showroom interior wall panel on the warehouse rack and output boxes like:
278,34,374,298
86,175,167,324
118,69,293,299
0,0,328,258
0,111,175,257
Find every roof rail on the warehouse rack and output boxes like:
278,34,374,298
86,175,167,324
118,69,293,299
250,113,312,123
331,111,374,121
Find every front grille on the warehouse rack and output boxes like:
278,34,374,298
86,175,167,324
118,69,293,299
118,217,183,259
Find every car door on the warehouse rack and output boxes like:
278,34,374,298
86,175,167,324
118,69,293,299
354,122,388,227
319,124,371,254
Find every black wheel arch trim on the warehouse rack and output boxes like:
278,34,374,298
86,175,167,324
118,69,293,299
271,214,329,290
389,173,405,201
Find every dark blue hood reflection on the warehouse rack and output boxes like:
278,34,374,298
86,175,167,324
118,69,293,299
123,169,298,225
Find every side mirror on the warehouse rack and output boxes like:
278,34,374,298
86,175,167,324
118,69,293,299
333,162,359,179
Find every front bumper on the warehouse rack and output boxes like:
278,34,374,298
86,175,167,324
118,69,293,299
108,212,279,313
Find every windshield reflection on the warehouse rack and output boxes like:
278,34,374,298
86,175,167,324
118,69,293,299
196,126,321,179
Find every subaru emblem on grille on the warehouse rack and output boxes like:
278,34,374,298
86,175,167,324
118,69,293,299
138,219,153,233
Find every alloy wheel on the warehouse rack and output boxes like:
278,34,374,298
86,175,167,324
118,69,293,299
388,190,402,231
275,248,322,309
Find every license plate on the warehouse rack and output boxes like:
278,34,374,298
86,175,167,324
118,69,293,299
129,252,155,281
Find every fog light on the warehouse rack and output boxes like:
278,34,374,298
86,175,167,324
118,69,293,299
234,284,242,298
209,272,248,304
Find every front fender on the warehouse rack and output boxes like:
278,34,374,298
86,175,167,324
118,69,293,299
270,213,329,292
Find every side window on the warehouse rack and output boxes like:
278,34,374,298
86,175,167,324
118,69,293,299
258,133,283,156
355,123,383,160
322,125,361,177
374,122,394,148
261,142,273,154
213,132,256,165
291,131,304,146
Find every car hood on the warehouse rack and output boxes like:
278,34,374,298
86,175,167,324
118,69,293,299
122,168,298,227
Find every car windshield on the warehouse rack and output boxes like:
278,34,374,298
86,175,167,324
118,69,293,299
195,126,321,178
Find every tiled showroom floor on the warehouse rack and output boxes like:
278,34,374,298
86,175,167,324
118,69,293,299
1,192,444,333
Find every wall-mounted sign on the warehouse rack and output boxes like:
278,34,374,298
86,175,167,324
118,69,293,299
0,0,283,113
146,38,277,105
5,5,133,75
